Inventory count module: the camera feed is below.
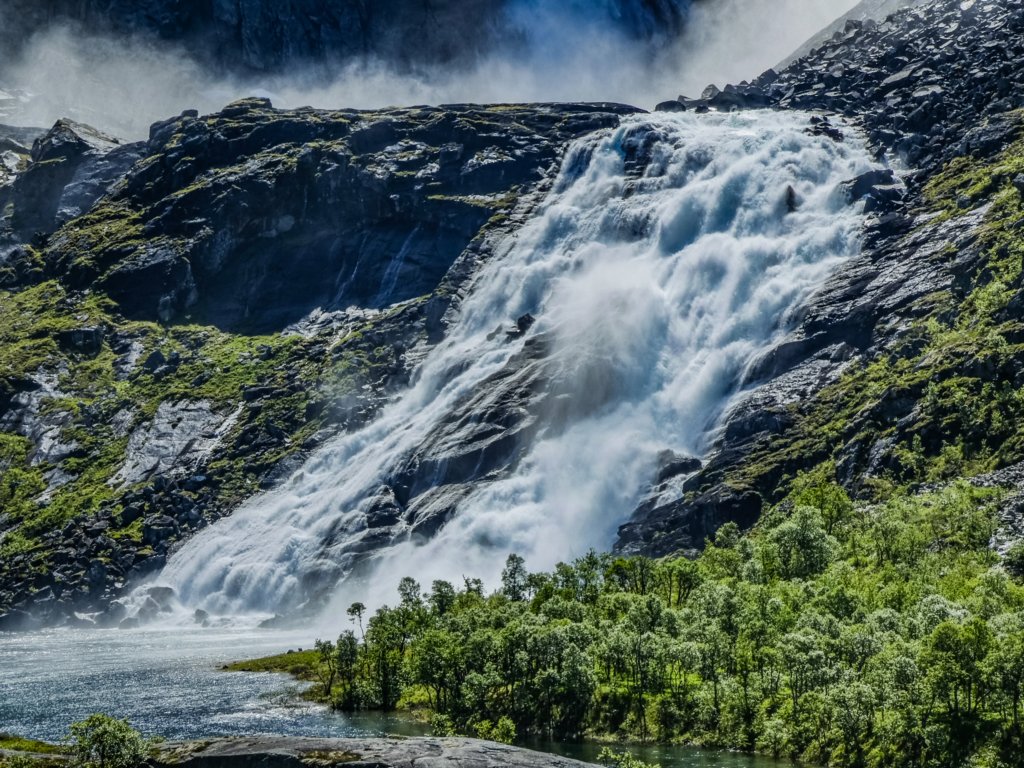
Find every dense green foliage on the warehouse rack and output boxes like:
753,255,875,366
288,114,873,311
595,748,659,768
298,476,1024,767
67,715,148,768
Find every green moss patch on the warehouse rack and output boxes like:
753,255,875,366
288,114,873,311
0,735,65,755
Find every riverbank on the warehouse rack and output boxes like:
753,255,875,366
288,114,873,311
224,649,323,702
0,735,598,768
223,647,767,762
0,734,66,765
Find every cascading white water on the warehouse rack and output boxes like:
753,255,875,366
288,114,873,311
154,111,878,623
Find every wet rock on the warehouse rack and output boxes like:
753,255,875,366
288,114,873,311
655,99,687,113
135,596,162,621
99,600,128,626
655,451,702,484
506,313,536,339
842,169,896,201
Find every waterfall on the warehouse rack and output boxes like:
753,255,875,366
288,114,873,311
153,111,878,623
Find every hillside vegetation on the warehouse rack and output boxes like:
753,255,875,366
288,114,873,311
257,474,1024,768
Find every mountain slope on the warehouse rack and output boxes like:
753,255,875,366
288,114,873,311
0,0,690,72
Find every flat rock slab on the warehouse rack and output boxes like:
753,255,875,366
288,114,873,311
154,737,598,768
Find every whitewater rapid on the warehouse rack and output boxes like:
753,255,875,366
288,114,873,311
152,111,878,624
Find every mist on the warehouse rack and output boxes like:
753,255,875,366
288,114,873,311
1,0,860,139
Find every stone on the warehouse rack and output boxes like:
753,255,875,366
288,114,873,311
111,401,237,487
655,451,702,484
655,99,687,113
840,169,899,203
8,119,142,238
56,326,105,356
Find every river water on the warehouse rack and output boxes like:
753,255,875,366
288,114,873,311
0,628,781,768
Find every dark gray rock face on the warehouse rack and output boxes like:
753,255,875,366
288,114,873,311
765,0,1024,177
664,0,1024,182
42,99,636,333
776,0,929,71
154,737,596,768
0,0,689,73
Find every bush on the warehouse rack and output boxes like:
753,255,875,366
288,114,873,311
474,717,516,744
2,757,41,768
67,715,148,768
429,713,456,737
596,747,659,768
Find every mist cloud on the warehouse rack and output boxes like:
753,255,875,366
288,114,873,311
0,0,860,140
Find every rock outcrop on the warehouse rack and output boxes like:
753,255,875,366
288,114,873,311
153,737,596,768
8,119,142,240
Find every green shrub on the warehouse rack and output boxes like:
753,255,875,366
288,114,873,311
1004,541,1024,578
67,715,148,768
596,748,659,768
429,713,456,737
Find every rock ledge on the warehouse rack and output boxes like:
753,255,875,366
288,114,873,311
154,737,596,768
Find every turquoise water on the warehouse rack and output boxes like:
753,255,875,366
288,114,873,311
0,628,783,768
